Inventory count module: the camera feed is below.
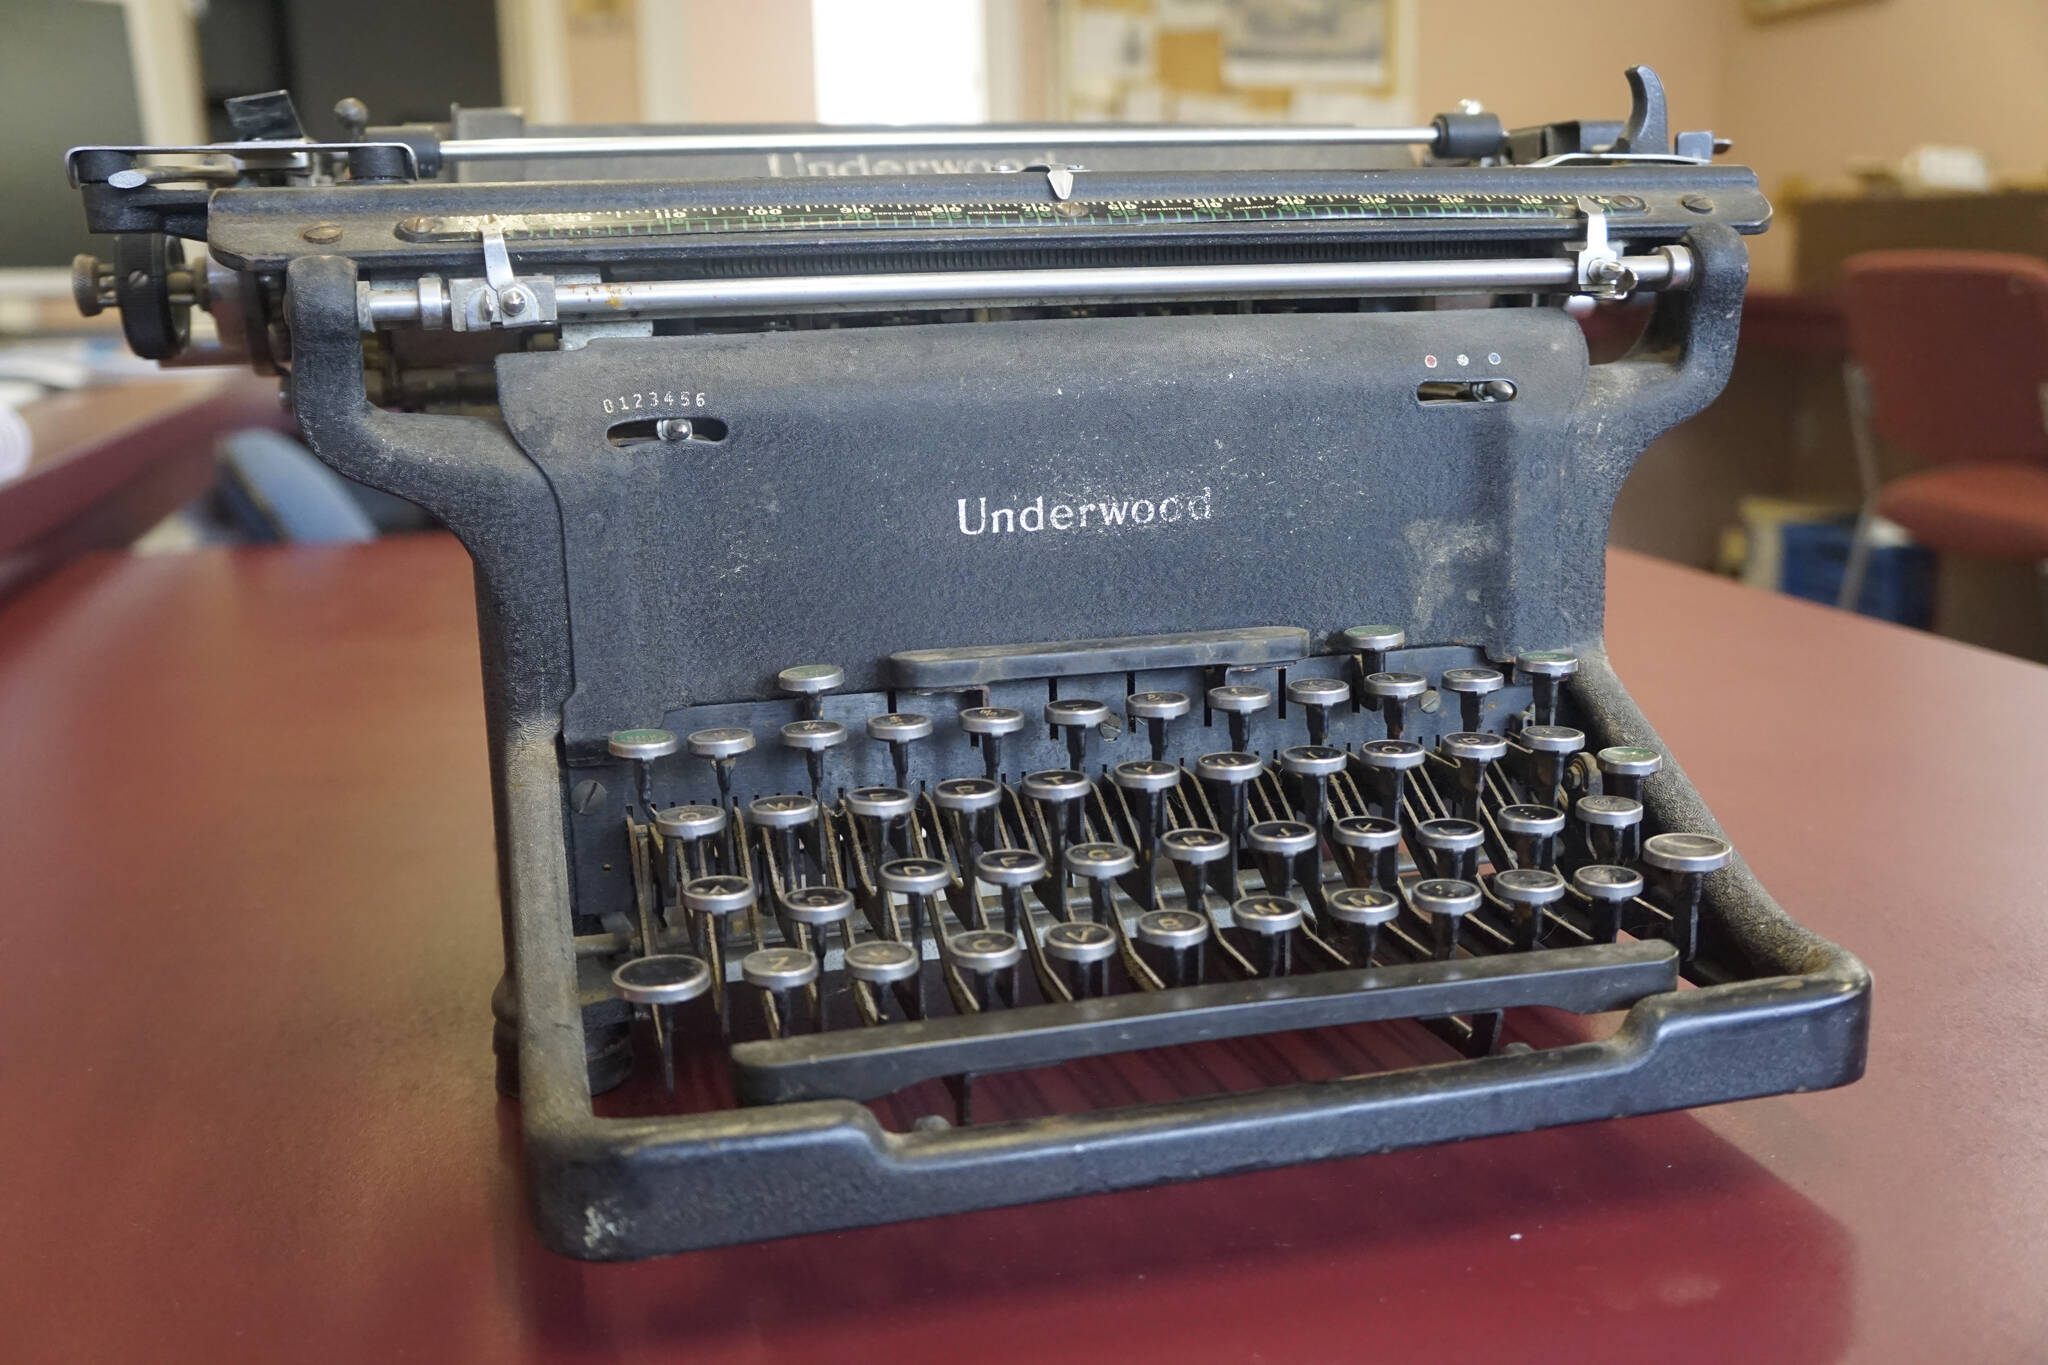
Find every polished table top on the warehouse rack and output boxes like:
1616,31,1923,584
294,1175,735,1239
2,535,2043,1364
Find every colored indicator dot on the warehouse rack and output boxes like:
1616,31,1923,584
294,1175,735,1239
1488,352,1502,364
1456,354,1470,366
1423,354,1438,368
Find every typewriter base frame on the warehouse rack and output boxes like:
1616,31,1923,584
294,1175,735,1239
498,649,1868,1260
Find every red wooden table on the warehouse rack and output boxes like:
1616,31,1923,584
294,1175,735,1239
2,535,2042,1363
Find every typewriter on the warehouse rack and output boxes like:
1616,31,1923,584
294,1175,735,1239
66,67,1868,1259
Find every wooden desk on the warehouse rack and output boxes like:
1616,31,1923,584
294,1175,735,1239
1,536,2043,1363
0,372,287,598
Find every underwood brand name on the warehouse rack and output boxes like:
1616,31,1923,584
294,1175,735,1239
955,488,1213,537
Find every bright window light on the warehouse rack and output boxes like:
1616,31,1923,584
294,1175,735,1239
811,0,988,125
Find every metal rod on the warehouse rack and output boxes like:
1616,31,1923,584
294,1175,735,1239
438,125,1444,162
359,249,1692,329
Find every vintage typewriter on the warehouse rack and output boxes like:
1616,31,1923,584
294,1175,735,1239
66,67,1868,1259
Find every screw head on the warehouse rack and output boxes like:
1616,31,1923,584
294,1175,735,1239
301,223,343,244
1680,192,1715,213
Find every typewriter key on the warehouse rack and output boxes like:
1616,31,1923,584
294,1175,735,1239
1285,676,1351,745
1045,697,1111,772
1325,886,1399,967
1642,833,1732,963
1363,672,1427,740
688,726,755,865
779,718,847,801
844,938,924,1021
879,857,951,958
1247,819,1318,905
866,712,934,789
1414,817,1485,882
742,946,820,1036
782,884,854,958
1439,731,1509,820
846,784,916,860
1194,750,1262,881
1516,651,1579,727
1518,724,1586,803
1493,866,1568,951
1135,908,1210,987
1022,768,1091,892
1231,894,1304,977
1279,743,1345,836
608,727,679,815
1042,920,1118,999
1126,690,1191,762
1573,793,1644,867
1161,827,1232,934
1440,666,1505,733
935,776,1003,862
776,663,844,721
748,794,819,891
1332,815,1402,893
1357,738,1425,823
1496,803,1566,871
1207,683,1273,752
1339,625,1406,707
1066,842,1135,929
612,953,712,1094
1572,863,1644,943
958,705,1026,782
1596,745,1663,803
1409,877,1483,960
683,873,756,1012
654,803,727,883
949,928,1024,1009
1111,759,1179,906
975,848,1048,935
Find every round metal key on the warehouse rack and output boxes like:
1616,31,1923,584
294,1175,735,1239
780,719,848,751
1339,625,1405,653
949,929,1024,972
748,794,818,829
1021,769,1091,803
1493,866,1568,906
1497,803,1566,837
878,858,950,895
1410,878,1482,918
958,705,1026,736
1279,744,1348,776
1194,751,1264,784
844,939,922,984
1325,887,1400,926
683,875,756,916
975,849,1048,886
1042,920,1118,964
1440,667,1504,696
1161,828,1232,864
1574,864,1645,903
1045,698,1111,729
933,777,1003,812
742,946,820,991
1207,683,1273,714
1247,820,1317,856
865,712,933,743
1332,815,1401,850
776,663,844,696
782,885,855,925
845,785,915,819
1440,731,1509,763
1065,842,1136,879
608,728,679,761
1285,676,1351,708
1126,690,1192,720
611,953,712,1005
1517,651,1580,679
1111,759,1181,792
686,726,755,759
1521,724,1587,754
1231,894,1305,936
1135,909,1210,948
1597,745,1664,777
653,804,726,839
1363,672,1427,701
1642,832,1733,874
1574,794,1644,828
1357,738,1426,770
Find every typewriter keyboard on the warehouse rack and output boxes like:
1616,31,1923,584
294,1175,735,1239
587,630,1730,1122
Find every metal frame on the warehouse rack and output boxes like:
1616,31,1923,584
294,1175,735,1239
278,207,1871,1257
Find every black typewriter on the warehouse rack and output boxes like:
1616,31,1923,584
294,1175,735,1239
66,68,1868,1260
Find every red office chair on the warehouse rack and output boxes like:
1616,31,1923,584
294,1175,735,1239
1836,251,2048,618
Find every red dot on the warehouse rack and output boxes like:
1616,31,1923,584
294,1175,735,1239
1424,354,1438,368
